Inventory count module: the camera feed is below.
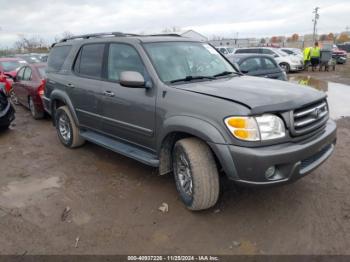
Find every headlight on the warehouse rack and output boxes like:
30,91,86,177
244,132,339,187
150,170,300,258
225,114,285,141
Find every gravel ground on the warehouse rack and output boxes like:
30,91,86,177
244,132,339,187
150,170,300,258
0,62,350,255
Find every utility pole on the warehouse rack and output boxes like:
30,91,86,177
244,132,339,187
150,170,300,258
312,7,320,42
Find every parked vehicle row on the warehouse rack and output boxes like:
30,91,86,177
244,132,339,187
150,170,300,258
39,33,336,211
216,45,347,76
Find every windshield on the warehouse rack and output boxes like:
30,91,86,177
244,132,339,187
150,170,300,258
0,61,21,72
144,42,236,83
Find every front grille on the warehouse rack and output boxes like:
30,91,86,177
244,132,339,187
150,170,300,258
291,99,329,136
300,144,332,170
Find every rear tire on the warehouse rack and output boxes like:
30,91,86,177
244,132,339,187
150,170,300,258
55,106,85,148
29,97,44,120
172,137,220,211
9,89,19,105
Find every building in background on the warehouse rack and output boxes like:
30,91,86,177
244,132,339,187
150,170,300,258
173,30,208,42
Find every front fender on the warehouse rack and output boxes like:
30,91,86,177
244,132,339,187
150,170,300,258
158,116,239,179
158,115,228,148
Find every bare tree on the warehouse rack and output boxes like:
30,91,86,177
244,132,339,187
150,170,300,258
161,26,181,33
54,31,74,43
14,35,47,53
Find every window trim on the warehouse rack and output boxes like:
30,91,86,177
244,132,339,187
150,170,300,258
71,42,150,84
23,66,32,81
72,43,108,81
16,66,26,80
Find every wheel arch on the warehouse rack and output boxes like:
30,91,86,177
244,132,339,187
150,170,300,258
50,90,78,126
157,116,230,176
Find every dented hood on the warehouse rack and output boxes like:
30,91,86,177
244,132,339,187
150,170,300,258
174,76,326,114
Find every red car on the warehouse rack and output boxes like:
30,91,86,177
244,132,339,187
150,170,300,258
12,63,47,119
332,45,347,64
0,57,27,78
0,71,12,94
0,57,27,93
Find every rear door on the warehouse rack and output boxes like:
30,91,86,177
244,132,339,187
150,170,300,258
99,42,156,149
68,43,107,130
17,66,32,105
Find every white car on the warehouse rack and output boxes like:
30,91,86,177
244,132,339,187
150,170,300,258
281,48,303,60
233,47,304,72
216,46,235,56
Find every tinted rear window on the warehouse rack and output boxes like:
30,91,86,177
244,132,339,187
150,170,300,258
74,44,105,78
47,45,72,72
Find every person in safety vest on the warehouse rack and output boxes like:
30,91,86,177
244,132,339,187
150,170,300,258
303,47,311,70
310,42,321,71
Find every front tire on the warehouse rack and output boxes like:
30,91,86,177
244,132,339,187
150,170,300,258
280,63,290,73
173,137,220,211
55,106,85,148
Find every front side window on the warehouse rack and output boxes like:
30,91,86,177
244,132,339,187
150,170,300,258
144,42,235,83
75,44,105,78
107,44,146,81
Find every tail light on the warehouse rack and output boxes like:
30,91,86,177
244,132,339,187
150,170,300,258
38,79,46,97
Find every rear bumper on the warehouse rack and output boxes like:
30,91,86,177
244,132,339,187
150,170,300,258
211,120,337,186
43,96,51,115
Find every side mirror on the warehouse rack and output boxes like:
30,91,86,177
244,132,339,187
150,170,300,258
274,54,279,58
120,71,145,88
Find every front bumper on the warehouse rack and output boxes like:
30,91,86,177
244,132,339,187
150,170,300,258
290,63,304,71
212,119,337,186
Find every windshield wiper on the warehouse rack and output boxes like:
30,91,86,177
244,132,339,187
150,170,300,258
170,75,215,84
213,71,239,77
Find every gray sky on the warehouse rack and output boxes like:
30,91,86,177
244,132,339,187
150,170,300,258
0,0,349,48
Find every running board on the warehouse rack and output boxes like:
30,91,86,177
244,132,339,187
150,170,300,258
80,130,159,167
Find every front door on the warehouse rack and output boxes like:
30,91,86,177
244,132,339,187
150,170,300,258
100,43,156,150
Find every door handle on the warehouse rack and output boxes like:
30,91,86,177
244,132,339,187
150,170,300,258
66,83,75,88
103,91,115,97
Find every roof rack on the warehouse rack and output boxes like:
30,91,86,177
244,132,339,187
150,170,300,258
59,32,141,42
147,33,182,37
59,32,183,42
